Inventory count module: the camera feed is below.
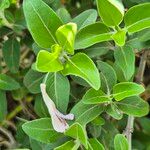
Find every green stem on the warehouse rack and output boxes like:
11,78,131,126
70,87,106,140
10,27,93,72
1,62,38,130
124,50,149,150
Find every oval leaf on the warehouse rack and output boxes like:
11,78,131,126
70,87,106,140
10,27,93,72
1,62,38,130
22,118,61,144
82,88,110,104
62,53,100,90
0,74,20,90
114,134,129,150
114,46,135,82
88,138,105,150
113,82,145,101
106,103,123,120
2,38,20,73
56,8,71,24
124,3,150,33
116,96,149,117
23,69,45,94
23,0,62,48
65,123,88,149
97,61,117,94
72,9,97,30
45,72,70,113
75,22,112,49
71,101,104,126
96,0,124,26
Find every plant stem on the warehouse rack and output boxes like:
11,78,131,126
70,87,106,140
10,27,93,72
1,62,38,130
124,50,149,150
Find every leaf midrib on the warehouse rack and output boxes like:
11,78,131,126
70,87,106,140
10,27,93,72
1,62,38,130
29,1,57,44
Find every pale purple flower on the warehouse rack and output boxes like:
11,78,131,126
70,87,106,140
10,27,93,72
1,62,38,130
40,83,74,133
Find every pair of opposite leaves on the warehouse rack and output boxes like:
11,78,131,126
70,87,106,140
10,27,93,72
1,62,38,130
36,23,77,73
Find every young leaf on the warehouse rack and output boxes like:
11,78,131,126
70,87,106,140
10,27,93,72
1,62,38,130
62,53,100,90
56,8,71,24
88,138,105,150
0,90,7,122
75,22,112,49
116,96,149,117
23,0,63,48
0,74,20,90
22,118,61,143
113,82,145,101
23,69,45,94
124,3,150,33
106,103,123,120
111,29,126,46
82,88,110,104
96,0,124,27
65,123,88,149
36,48,63,72
56,23,77,55
71,101,104,126
97,61,117,94
114,134,129,150
45,72,70,113
2,38,20,73
114,46,135,82
72,9,97,30
54,140,78,150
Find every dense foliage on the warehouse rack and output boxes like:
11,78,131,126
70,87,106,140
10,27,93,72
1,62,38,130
0,0,150,150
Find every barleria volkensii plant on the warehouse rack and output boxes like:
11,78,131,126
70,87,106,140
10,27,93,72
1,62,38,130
0,0,150,149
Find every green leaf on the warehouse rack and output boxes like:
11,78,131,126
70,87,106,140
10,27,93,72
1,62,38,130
65,123,88,149
75,22,112,49
124,3,150,33
2,38,20,73
0,74,20,90
84,44,110,58
88,138,105,150
138,28,150,42
45,72,70,113
137,117,150,135
55,140,79,150
106,103,123,120
71,75,90,87
62,53,100,90
56,8,71,24
114,134,129,150
22,118,61,144
0,90,7,122
23,69,44,94
97,61,117,94
116,96,149,117
82,88,110,104
111,29,126,46
23,0,62,48
72,9,97,30
113,82,145,101
34,95,49,118
96,0,124,27
36,47,63,72
56,23,77,55
71,101,104,126
0,0,10,10
114,46,135,82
